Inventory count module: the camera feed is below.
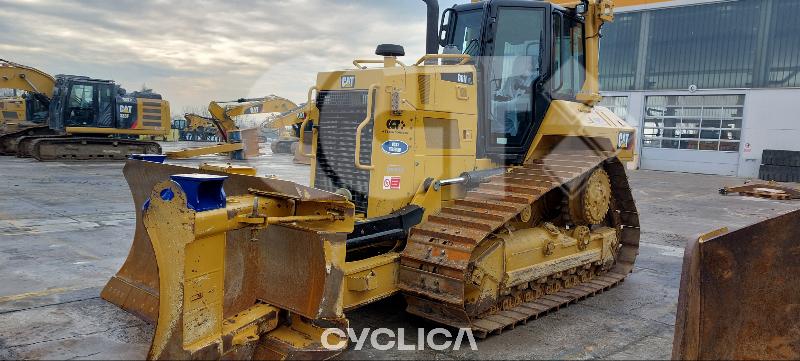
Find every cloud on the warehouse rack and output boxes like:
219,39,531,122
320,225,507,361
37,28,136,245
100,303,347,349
0,0,461,113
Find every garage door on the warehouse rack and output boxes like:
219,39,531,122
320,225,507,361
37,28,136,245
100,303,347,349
641,95,743,176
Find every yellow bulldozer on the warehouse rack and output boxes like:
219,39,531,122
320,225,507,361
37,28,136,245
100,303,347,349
0,59,171,161
174,114,222,142
102,0,641,358
166,96,297,160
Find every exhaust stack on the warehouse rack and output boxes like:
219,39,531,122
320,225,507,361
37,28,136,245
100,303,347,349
422,0,439,55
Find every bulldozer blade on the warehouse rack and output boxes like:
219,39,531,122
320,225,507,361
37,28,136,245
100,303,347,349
672,209,800,360
101,160,347,324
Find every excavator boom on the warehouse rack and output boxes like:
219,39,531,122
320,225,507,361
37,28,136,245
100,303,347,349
168,95,298,159
0,59,56,99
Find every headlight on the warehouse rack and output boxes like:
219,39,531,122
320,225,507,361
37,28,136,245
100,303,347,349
618,131,633,149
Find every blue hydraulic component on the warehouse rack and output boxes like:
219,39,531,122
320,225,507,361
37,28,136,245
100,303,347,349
229,130,242,143
231,150,245,160
128,154,167,163
160,188,174,201
169,174,228,212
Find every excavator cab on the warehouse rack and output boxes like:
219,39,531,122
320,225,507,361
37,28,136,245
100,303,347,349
49,76,163,132
440,1,586,162
24,92,50,123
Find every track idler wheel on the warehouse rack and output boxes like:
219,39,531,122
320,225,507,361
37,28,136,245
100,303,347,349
569,168,612,225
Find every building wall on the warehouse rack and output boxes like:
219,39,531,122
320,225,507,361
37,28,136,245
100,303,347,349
603,88,800,178
738,88,800,177
597,0,800,178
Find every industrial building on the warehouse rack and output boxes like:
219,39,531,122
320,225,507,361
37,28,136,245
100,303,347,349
598,0,800,177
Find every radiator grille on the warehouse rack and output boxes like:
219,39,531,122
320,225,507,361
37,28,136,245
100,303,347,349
314,90,373,214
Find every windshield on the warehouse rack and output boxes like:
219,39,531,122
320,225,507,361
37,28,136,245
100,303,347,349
450,9,483,55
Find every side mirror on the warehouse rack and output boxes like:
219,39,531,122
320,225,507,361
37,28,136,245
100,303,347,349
439,8,456,46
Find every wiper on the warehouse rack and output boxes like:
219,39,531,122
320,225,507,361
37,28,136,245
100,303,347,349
463,38,479,55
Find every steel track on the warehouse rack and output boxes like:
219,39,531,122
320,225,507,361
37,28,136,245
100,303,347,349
398,151,640,337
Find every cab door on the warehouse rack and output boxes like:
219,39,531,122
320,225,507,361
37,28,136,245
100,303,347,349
479,1,550,163
95,83,114,127
64,82,95,126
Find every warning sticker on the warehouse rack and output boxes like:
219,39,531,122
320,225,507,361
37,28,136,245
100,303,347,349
383,176,401,190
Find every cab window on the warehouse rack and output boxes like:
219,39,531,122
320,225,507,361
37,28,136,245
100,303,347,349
451,10,483,55
68,84,93,109
487,7,545,148
552,13,586,99
66,84,95,126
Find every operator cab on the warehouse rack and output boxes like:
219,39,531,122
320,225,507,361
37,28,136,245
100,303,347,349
440,0,587,163
48,76,162,133
49,77,117,130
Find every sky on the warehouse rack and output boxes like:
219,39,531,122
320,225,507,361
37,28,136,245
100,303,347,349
1,0,468,115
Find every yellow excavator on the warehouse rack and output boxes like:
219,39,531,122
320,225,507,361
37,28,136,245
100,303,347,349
0,59,54,135
260,103,314,164
166,96,297,160
103,0,641,358
0,59,170,160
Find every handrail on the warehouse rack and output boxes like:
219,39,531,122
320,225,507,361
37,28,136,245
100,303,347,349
414,54,471,66
299,86,318,158
353,60,383,69
353,59,407,69
355,84,378,171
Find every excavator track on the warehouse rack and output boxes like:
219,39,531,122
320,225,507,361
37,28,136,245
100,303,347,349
16,134,71,158
399,150,639,338
0,125,54,155
29,137,162,161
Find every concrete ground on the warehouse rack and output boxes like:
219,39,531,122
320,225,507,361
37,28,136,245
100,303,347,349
0,141,797,360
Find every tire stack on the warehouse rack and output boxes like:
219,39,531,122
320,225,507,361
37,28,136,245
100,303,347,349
759,150,800,182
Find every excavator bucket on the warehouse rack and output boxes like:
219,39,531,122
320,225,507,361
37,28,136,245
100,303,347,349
102,160,354,359
672,209,800,360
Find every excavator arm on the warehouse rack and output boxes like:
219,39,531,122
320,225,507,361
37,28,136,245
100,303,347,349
0,59,56,99
208,95,298,135
262,103,308,131
167,96,298,159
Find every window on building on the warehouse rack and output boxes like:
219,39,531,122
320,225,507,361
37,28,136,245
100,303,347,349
642,95,744,152
599,13,641,91
599,96,629,120
599,0,800,91
766,0,800,88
